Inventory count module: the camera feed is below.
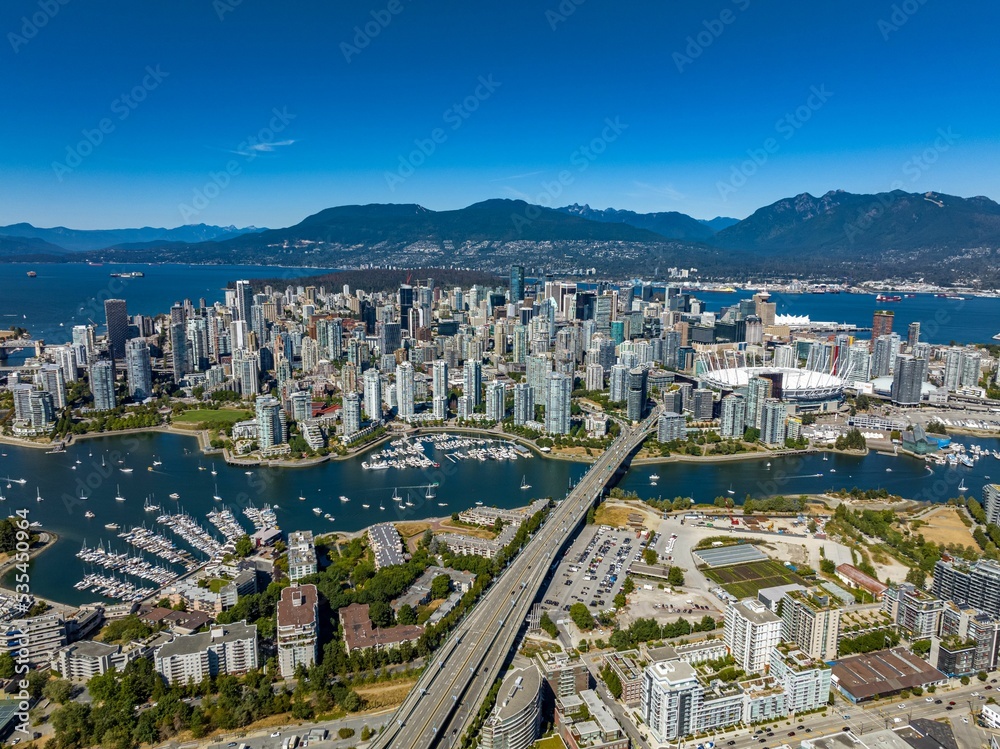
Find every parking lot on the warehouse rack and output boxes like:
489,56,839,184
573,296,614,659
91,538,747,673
543,524,648,619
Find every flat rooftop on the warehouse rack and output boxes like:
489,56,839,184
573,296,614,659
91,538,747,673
832,647,946,702
692,543,767,568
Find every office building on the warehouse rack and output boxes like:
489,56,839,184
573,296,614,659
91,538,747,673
125,338,153,401
780,589,841,661
104,298,129,360
510,265,525,303
396,361,415,418
545,371,572,435
277,584,318,679
154,621,258,685
724,599,782,674
90,359,117,411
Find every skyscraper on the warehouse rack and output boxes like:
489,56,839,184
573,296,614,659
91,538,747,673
890,354,924,406
486,381,506,421
396,361,415,418
432,360,449,400
871,310,894,350
37,364,66,409
720,394,745,438
544,371,571,435
510,265,525,303
760,399,787,446
626,367,648,422
463,359,483,407
907,321,921,348
235,280,253,322
342,392,362,436
71,325,95,367
609,363,629,403
363,367,383,421
90,359,116,411
255,395,287,451
513,382,533,426
724,599,782,674
104,298,129,361
745,376,773,430
170,323,188,383
125,338,153,401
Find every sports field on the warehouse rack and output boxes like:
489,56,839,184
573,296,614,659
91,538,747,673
172,408,252,429
702,559,807,599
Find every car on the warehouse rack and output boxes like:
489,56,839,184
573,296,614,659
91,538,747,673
758,740,766,744
805,728,812,733
788,732,796,737
843,714,851,719
935,699,943,704
950,701,956,705
228,744,237,748
271,733,281,738
898,703,906,709
797,725,805,730
727,742,736,746
946,706,954,711
925,697,933,702
843,726,851,732
963,717,969,724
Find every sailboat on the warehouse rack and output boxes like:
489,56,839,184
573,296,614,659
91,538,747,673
426,484,437,500
379,498,386,511
362,503,371,509
152,456,162,466
210,463,217,476
37,487,44,502
339,495,350,503
198,463,206,472
727,484,735,495
823,453,828,462
392,488,402,502
213,484,222,502
144,496,159,512
298,494,306,501
520,476,531,491
115,485,125,502
958,479,968,492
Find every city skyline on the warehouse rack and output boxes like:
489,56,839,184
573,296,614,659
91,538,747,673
2,1,998,229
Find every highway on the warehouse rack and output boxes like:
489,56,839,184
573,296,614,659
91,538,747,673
370,410,659,748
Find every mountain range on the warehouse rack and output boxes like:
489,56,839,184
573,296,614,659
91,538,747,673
4,190,1000,282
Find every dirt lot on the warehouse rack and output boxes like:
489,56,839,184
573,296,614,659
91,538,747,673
913,506,976,548
355,678,418,710
618,586,722,628
437,518,497,540
595,500,659,530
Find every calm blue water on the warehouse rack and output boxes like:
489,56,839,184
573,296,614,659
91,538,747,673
0,432,584,605
696,290,998,345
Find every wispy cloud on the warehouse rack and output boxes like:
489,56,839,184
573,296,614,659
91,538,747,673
230,139,297,157
489,170,544,182
627,180,686,202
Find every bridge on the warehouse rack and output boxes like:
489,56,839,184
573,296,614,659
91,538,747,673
371,408,659,749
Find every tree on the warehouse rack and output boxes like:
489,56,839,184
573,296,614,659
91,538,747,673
643,547,658,566
234,534,254,558
622,576,635,595
43,678,74,704
397,604,417,625
569,602,595,631
0,653,15,679
430,574,452,599
368,600,394,628
905,567,927,589
667,567,685,587
743,426,760,443
602,666,623,700
586,506,597,525
539,611,558,638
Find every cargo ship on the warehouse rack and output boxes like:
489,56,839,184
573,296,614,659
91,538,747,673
26,271,36,277
875,294,901,302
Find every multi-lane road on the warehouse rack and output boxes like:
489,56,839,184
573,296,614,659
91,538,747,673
371,410,659,748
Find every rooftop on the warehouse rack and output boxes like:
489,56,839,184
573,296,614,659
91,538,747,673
155,620,257,660
731,598,781,625
277,584,318,628
490,665,540,723
339,602,423,651
831,647,946,701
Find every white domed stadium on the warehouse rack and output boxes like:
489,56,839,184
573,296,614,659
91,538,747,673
700,366,845,402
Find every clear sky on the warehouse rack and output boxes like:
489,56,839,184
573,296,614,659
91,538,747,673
1,0,997,229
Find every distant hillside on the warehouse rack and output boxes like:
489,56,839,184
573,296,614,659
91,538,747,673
0,222,265,253
0,235,69,257
698,216,740,231
558,203,717,241
712,190,1000,255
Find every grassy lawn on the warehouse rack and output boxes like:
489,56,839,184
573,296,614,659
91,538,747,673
702,559,807,598
439,518,497,540
173,408,251,429
205,578,228,593
534,736,566,749
354,677,418,710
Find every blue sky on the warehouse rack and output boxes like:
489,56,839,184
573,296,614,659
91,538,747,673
1,0,997,229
